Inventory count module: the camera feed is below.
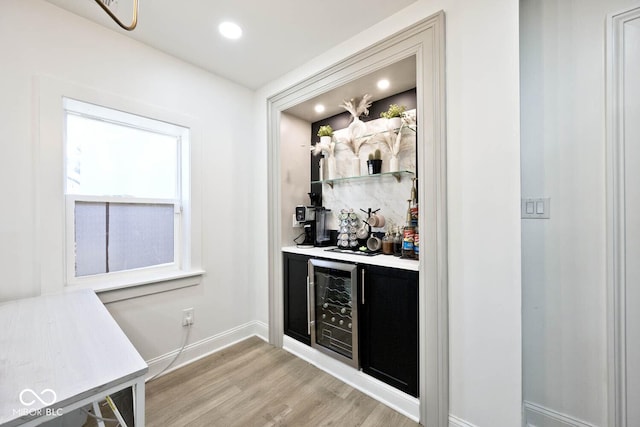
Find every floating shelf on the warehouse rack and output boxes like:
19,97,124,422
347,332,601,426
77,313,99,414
312,124,417,146
346,124,417,141
312,170,415,189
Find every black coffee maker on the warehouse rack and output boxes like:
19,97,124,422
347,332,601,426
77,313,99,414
295,192,330,247
295,205,315,248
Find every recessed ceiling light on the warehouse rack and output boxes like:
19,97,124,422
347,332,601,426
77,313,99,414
219,21,242,40
314,104,325,114
377,79,390,90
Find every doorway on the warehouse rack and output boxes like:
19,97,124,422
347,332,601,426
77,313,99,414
266,12,447,427
607,5,640,426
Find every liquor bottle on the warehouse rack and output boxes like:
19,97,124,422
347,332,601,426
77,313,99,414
410,177,419,227
401,199,415,259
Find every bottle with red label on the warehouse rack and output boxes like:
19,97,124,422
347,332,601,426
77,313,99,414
401,199,415,259
413,225,419,260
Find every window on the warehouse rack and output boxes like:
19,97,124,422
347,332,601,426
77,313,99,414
64,98,190,285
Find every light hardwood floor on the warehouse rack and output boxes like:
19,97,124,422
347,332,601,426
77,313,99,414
144,336,420,427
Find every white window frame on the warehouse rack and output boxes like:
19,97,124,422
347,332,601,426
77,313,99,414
37,76,203,300
63,97,191,289
64,196,182,285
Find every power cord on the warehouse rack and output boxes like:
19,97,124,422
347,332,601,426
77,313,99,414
147,321,192,382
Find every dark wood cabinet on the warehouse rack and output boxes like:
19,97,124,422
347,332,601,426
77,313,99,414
283,251,419,396
283,252,311,345
359,265,419,397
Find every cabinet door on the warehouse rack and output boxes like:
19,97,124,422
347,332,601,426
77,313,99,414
283,253,311,345
359,265,418,397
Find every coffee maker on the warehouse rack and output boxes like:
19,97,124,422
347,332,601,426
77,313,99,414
295,192,330,247
295,205,316,248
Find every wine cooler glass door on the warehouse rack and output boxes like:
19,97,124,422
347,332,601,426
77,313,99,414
308,259,358,368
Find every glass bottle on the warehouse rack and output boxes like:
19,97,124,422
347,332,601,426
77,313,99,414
382,231,394,255
402,200,415,259
410,177,419,227
393,227,402,256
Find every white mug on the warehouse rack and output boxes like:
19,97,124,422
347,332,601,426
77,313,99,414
370,213,385,228
367,235,382,251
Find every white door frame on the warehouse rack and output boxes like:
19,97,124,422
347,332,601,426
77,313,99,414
266,12,448,427
606,5,640,427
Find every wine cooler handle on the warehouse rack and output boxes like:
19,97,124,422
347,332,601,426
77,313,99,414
361,268,365,304
307,275,311,335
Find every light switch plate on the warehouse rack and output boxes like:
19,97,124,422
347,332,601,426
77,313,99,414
522,197,550,219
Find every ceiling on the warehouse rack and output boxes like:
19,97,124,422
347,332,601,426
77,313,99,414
284,56,416,122
45,0,418,90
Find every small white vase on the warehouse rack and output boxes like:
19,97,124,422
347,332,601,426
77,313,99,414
388,117,402,130
348,118,367,139
326,155,336,180
320,135,332,146
389,155,399,172
350,156,361,177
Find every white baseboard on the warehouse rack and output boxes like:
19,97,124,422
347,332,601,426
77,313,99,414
449,414,479,427
145,320,268,380
524,401,599,427
283,335,420,422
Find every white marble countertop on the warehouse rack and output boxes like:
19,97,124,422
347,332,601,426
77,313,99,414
282,245,419,271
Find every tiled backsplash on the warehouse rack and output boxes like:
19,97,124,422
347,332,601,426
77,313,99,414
320,110,417,232
322,176,414,232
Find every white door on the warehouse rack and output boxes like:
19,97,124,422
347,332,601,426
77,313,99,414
609,6,640,426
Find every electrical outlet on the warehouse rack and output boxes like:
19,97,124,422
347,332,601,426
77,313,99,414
182,308,194,326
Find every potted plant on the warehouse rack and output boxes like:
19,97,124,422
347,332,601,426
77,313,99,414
380,104,406,129
312,127,336,180
367,149,382,175
317,125,334,145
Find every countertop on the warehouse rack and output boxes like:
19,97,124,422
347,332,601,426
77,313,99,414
282,246,419,271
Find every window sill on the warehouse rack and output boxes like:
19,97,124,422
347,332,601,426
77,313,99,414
69,270,205,303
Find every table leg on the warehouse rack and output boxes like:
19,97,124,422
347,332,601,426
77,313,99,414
132,378,146,426
92,401,107,427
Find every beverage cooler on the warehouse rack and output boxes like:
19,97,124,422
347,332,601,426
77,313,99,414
308,258,359,368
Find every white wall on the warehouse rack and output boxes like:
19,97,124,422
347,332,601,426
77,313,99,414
0,0,258,364
253,1,522,426
280,113,311,246
0,1,523,425
520,0,639,425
